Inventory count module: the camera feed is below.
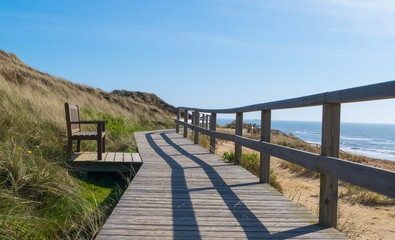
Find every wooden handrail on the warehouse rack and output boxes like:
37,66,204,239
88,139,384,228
176,120,395,197
175,80,395,228
178,80,395,113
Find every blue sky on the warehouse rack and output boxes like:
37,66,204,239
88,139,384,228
1,0,394,123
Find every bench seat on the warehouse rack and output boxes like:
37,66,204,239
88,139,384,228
72,131,106,140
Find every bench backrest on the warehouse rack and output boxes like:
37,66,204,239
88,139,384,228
65,102,81,137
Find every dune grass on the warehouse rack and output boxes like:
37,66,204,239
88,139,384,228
0,50,176,239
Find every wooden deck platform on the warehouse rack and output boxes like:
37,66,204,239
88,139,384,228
71,152,142,163
68,152,142,175
96,130,347,239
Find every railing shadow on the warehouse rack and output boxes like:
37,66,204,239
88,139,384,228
146,131,329,239
146,133,201,239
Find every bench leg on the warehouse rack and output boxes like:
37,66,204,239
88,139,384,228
67,139,73,158
97,138,102,160
76,140,81,152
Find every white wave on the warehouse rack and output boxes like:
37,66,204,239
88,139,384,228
369,141,395,146
340,136,373,141
340,146,395,161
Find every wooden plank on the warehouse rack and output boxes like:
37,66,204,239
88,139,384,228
76,152,89,161
260,110,271,183
114,152,123,162
235,112,243,165
319,103,340,228
105,152,115,162
124,153,132,162
87,152,97,161
178,80,395,113
132,153,142,163
101,152,108,161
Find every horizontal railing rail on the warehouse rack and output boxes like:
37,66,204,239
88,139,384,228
179,80,395,113
176,121,395,197
175,80,395,229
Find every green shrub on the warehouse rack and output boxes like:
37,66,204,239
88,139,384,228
80,108,151,153
82,108,150,139
223,151,235,162
222,152,282,192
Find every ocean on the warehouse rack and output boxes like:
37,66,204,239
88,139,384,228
216,119,395,161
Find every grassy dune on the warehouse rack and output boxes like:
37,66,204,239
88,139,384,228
0,50,175,239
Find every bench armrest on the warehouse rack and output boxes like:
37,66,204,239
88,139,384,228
70,121,107,124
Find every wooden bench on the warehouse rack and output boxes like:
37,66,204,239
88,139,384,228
65,103,106,160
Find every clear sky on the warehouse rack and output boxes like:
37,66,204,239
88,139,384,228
1,0,394,123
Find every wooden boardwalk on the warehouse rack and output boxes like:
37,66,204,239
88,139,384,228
96,130,347,239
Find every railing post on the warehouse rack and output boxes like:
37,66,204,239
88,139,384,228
210,113,216,153
176,108,180,133
194,111,199,144
191,112,195,139
319,103,341,228
235,112,243,165
202,114,205,128
260,110,271,183
183,110,188,138
205,115,209,129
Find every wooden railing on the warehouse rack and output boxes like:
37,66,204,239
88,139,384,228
175,80,395,228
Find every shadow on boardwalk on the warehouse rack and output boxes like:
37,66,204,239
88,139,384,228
145,131,329,239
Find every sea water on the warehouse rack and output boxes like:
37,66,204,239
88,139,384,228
216,119,395,161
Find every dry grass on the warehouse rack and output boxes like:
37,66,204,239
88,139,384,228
0,50,176,239
0,51,175,131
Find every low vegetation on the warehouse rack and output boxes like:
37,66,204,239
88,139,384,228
222,151,282,192
0,50,175,239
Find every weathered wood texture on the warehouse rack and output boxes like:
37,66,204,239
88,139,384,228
71,152,140,162
183,109,188,138
178,80,395,113
260,110,271,183
319,103,340,227
176,109,180,133
235,112,243,165
194,111,199,144
209,113,216,154
68,152,141,173
96,130,346,239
